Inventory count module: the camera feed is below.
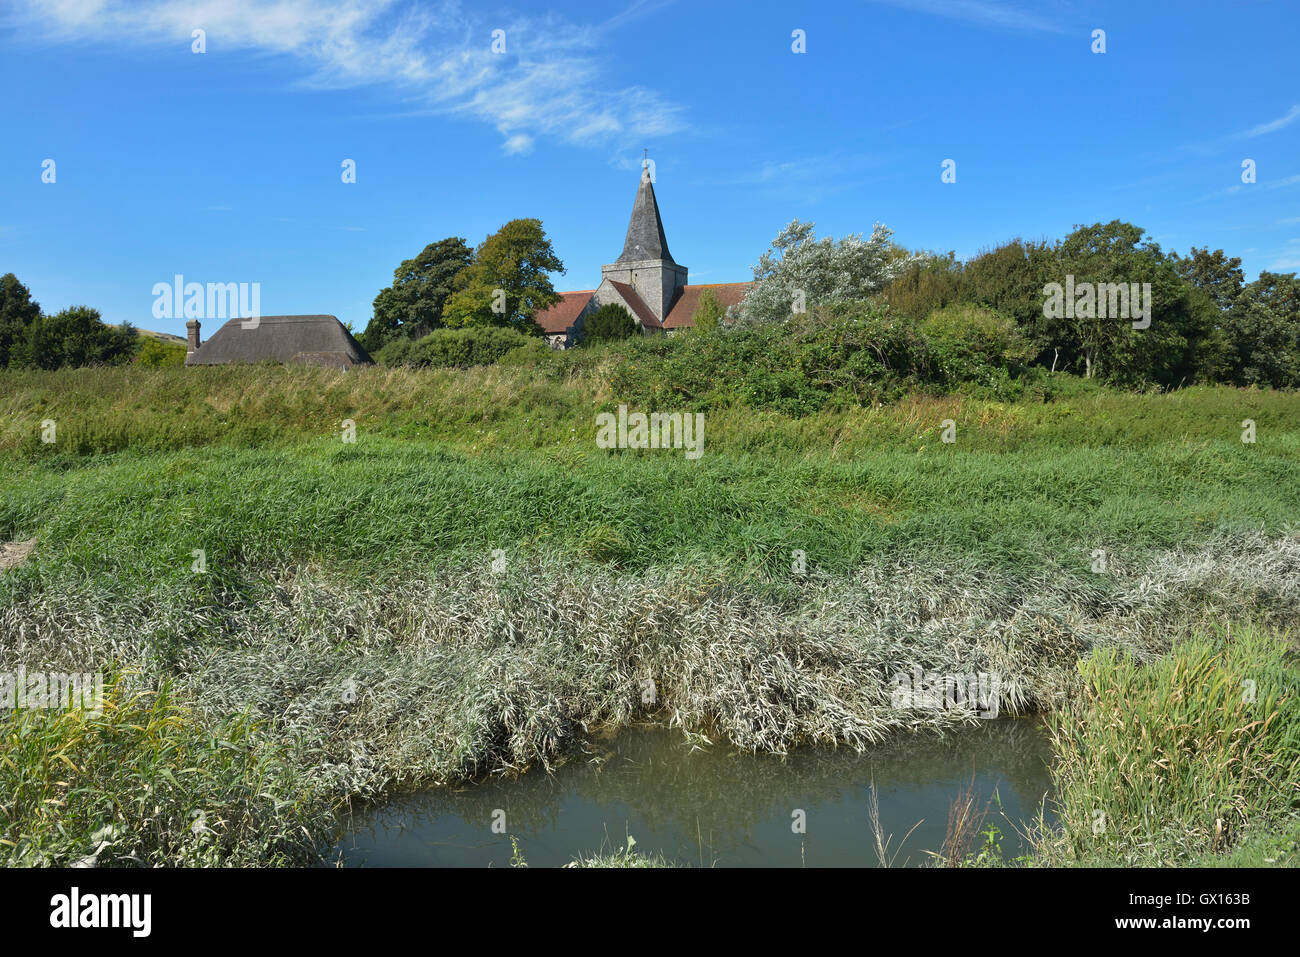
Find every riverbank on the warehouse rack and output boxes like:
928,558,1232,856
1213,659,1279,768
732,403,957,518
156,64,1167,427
2,366,1298,866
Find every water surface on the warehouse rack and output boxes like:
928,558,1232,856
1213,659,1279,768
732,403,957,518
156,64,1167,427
335,717,1054,867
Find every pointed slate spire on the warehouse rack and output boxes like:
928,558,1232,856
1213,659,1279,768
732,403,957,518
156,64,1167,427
616,161,674,264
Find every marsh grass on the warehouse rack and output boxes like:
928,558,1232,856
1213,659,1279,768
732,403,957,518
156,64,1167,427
0,671,320,866
1038,626,1300,866
3,432,1298,594
935,777,997,866
3,365,1299,462
562,834,672,868
868,778,924,868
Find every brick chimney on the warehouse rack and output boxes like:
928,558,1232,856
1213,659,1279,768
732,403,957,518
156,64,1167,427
186,319,201,356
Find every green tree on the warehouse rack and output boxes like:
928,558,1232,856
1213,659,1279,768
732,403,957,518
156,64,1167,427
1170,247,1244,384
442,219,564,331
1173,247,1245,313
17,307,136,370
1228,271,1300,387
0,273,42,367
690,289,727,334
1053,221,1202,386
361,237,473,351
580,303,637,344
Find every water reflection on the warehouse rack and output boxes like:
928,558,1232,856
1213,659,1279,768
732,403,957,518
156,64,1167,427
335,717,1054,867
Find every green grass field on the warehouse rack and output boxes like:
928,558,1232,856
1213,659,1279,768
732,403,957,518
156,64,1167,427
2,363,1298,866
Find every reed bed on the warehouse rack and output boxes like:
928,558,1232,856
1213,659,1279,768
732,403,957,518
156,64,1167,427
1037,625,1300,866
3,533,1298,866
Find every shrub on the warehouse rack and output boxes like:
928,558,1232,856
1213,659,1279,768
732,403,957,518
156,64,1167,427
919,303,1036,388
608,302,1042,413
377,326,533,369
580,303,637,345
135,337,188,366
879,252,966,321
690,290,726,334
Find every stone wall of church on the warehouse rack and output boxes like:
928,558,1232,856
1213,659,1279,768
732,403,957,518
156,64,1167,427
600,259,688,321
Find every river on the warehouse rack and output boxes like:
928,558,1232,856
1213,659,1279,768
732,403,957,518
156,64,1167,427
334,716,1054,867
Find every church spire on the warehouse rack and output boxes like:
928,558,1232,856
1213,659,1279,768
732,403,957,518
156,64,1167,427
616,160,674,264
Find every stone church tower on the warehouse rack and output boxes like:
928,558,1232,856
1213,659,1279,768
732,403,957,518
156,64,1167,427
532,161,752,345
596,162,688,322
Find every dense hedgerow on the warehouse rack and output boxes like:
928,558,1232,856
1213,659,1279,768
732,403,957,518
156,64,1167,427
607,303,1041,413
366,301,1053,413
374,325,542,369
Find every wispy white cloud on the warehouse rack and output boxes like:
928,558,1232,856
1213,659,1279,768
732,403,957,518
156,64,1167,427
1266,237,1300,271
501,133,534,155
1179,101,1300,156
867,0,1067,33
1242,103,1300,138
701,152,892,203
1191,171,1300,204
8,0,685,154
732,153,887,186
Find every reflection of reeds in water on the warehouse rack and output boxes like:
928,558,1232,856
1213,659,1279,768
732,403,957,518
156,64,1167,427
359,718,1055,850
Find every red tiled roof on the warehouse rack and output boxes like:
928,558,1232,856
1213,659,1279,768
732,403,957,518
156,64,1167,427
663,282,753,329
532,290,594,333
607,280,662,329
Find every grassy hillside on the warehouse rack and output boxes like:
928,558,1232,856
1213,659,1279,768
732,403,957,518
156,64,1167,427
3,364,1298,581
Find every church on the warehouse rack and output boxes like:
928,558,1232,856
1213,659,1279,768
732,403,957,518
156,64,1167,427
533,163,752,346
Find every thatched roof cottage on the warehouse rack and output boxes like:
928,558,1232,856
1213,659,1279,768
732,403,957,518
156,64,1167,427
185,315,372,369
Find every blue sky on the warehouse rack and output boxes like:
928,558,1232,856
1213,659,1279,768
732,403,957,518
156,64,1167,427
1,0,1297,336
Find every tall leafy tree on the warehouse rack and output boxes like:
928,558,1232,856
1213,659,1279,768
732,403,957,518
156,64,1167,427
1169,247,1244,383
1228,271,1300,387
1053,221,1202,386
442,219,564,331
361,237,473,351
740,219,910,324
0,273,42,367
1173,247,1245,313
